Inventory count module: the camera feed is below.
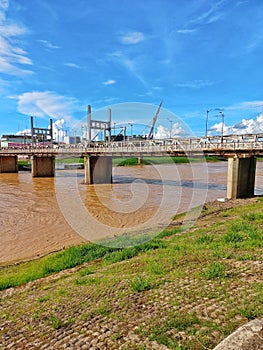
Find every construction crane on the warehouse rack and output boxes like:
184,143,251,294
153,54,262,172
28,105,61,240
147,100,163,140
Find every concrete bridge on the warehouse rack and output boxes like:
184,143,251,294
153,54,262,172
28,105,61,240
1,134,263,199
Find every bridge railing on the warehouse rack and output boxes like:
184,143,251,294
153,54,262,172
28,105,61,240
0,138,263,155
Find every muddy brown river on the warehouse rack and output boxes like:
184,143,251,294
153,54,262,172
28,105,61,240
1,162,262,265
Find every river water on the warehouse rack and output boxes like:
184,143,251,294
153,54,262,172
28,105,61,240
1,161,263,265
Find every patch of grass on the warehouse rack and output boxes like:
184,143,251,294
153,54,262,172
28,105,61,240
48,314,63,329
0,234,168,291
148,262,165,275
103,239,166,264
224,218,262,248
113,157,150,166
56,157,84,164
17,160,31,170
74,276,100,286
147,312,200,349
0,243,112,291
56,288,67,296
130,275,152,292
223,231,244,244
113,156,220,167
196,234,214,244
38,296,50,303
88,303,112,318
238,305,258,320
242,212,263,222
78,267,94,276
203,262,226,280
97,304,112,317
157,228,182,239
237,253,257,261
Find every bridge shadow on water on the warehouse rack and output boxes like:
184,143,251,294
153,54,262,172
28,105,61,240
113,176,227,191
57,171,227,191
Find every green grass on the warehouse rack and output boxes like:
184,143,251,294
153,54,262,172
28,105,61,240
130,275,152,292
0,244,112,290
55,157,84,164
146,312,201,349
47,314,63,329
112,155,222,166
203,262,226,279
17,160,31,170
0,233,170,291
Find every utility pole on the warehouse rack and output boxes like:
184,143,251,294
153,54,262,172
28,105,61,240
167,118,173,139
206,109,212,137
219,111,224,143
87,105,91,143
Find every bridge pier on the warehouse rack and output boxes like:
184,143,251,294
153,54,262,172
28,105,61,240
138,155,143,165
0,155,18,173
227,156,256,199
31,155,55,177
84,156,112,184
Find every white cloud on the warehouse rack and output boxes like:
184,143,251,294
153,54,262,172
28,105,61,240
16,128,31,136
120,31,145,45
109,51,146,87
38,40,60,49
53,118,67,141
175,80,215,89
191,0,226,25
0,0,8,22
103,79,116,85
15,91,77,119
210,113,263,135
0,2,33,75
64,62,81,69
227,100,263,111
155,123,187,139
181,0,227,33
177,29,196,34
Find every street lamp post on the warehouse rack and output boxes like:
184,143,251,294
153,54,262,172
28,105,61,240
128,123,133,140
206,109,212,137
167,118,173,139
219,111,224,143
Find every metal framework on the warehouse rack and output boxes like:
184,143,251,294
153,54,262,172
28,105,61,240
30,116,53,145
87,105,111,142
1,135,263,157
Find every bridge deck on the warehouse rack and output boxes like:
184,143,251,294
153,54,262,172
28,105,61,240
1,138,263,157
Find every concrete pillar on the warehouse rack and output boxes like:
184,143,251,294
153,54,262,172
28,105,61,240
31,155,55,177
0,155,18,173
84,156,112,184
227,156,256,199
138,155,143,165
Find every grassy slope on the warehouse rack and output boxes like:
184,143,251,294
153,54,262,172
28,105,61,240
113,156,220,166
0,199,262,349
18,156,219,167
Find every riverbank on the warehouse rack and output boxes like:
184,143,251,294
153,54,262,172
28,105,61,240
0,197,262,349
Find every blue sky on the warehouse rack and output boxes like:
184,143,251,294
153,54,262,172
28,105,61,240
1,0,263,139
